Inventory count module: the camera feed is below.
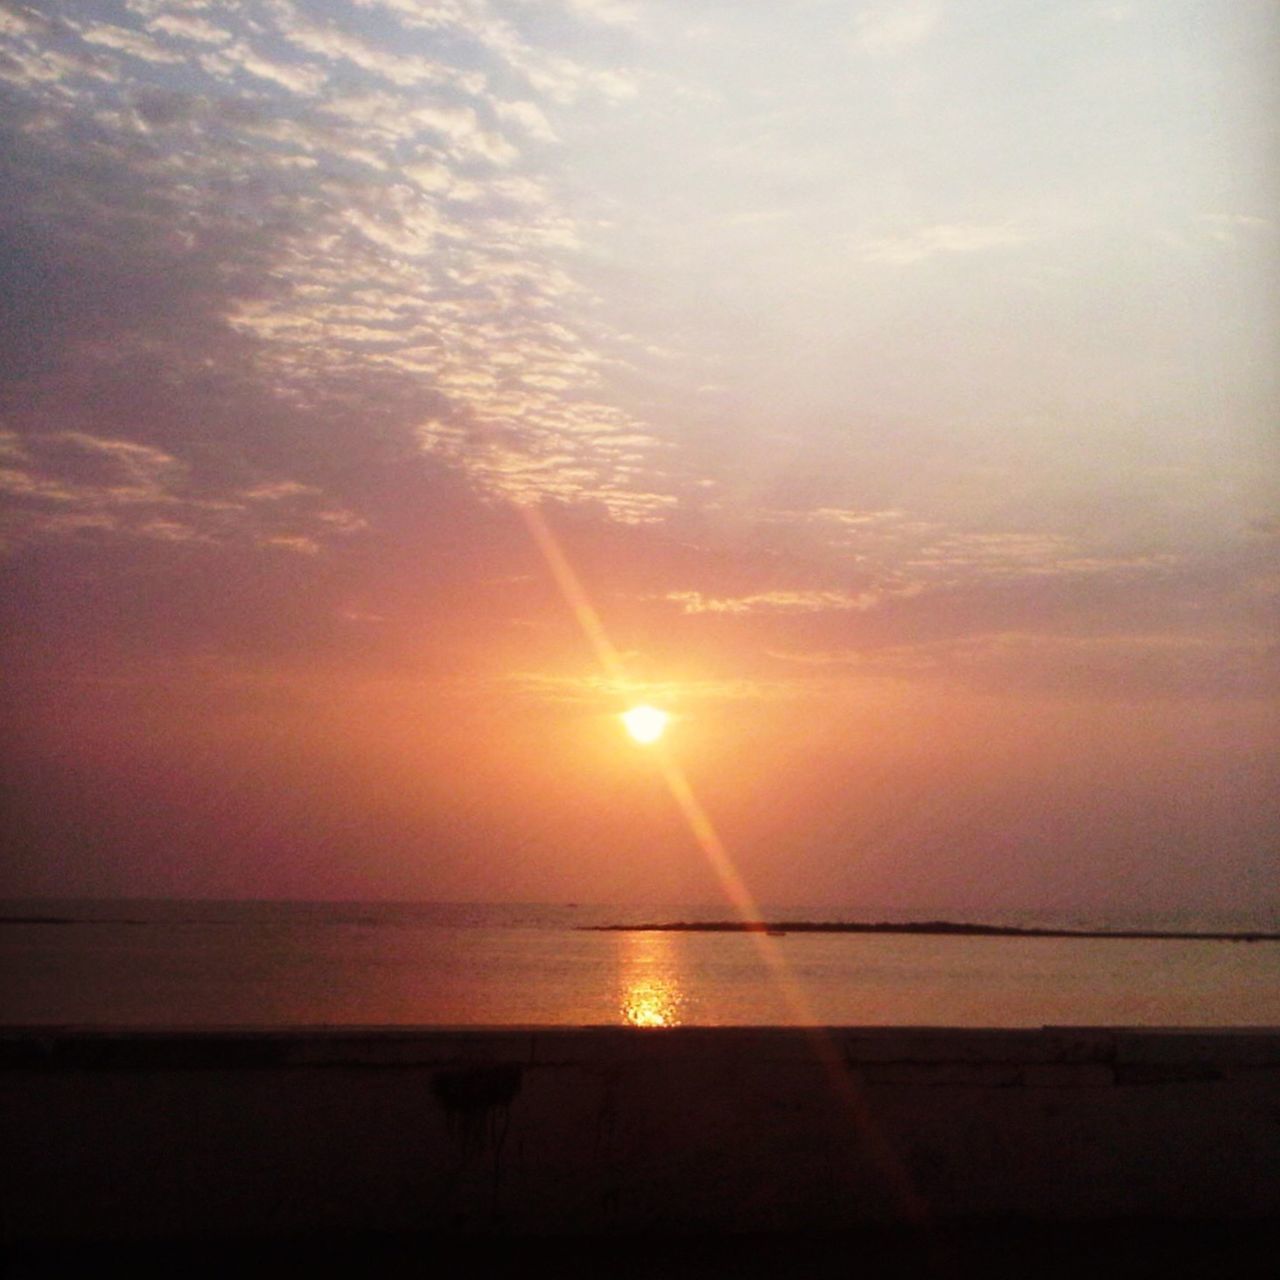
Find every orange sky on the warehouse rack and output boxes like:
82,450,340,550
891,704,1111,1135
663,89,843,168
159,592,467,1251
1,0,1277,917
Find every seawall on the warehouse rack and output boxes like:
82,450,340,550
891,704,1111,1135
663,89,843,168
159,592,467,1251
2,1026,1278,1244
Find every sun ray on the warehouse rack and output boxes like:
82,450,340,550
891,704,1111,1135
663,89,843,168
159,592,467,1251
515,497,929,1226
517,502,626,681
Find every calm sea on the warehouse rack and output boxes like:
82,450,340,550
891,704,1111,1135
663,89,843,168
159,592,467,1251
2,899,1277,1028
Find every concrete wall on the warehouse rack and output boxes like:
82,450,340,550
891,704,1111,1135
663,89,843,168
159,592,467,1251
2,1027,1278,1243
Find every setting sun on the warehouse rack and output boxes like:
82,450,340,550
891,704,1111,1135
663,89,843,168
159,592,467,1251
621,705,669,745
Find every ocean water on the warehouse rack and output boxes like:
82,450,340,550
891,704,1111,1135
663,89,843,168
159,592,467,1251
2,899,1277,1028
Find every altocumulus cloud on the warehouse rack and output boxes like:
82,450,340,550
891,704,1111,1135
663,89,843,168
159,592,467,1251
0,0,672,554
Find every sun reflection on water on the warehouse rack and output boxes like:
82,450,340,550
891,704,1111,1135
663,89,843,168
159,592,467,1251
618,930,684,1028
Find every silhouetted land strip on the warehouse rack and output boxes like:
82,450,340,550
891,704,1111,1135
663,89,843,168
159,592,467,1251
2,915,1275,942
585,920,1280,942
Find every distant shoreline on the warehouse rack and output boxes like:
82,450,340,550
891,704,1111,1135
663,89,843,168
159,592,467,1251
583,920,1280,942
3,914,1276,943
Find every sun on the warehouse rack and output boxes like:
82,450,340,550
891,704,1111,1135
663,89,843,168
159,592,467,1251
621,704,669,745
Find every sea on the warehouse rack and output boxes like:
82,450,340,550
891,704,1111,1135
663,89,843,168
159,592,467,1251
2,899,1278,1029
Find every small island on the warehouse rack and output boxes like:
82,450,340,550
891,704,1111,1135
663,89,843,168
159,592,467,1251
583,920,1280,942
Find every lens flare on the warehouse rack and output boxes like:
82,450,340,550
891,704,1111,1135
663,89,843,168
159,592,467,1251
519,500,928,1226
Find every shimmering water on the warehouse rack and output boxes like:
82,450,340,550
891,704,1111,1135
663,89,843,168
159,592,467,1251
2,899,1277,1027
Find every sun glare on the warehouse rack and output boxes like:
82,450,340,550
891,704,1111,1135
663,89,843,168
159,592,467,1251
621,704,669,745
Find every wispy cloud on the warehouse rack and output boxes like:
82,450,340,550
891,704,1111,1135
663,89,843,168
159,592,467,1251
850,3,941,56
663,588,902,615
73,19,186,65
1198,212,1275,243
558,0,641,30
768,632,1279,700
857,222,1035,264
497,670,779,707
0,432,364,554
144,13,233,46
904,532,1178,584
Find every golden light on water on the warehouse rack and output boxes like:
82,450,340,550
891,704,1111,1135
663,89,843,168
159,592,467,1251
622,982,680,1028
621,704,669,744
619,931,683,1028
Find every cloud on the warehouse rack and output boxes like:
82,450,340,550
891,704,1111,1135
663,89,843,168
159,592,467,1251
417,418,675,522
0,432,365,554
663,588,898,615
495,98,557,142
850,4,941,56
73,20,186,65
353,0,638,104
145,13,233,46
497,670,778,708
1198,212,1275,243
768,631,1280,701
558,0,640,29
199,40,328,94
0,0,675,534
857,222,1035,264
259,533,321,554
804,509,1175,590
0,6,54,40
242,480,323,501
410,103,519,164
902,532,1178,584
270,0,482,93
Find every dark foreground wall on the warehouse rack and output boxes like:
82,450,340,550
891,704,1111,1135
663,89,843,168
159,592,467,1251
2,1027,1278,1244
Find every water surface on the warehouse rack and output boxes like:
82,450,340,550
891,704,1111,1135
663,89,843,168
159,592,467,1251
2,899,1276,1027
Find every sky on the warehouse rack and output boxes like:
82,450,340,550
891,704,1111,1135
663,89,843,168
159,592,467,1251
1,0,1276,917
